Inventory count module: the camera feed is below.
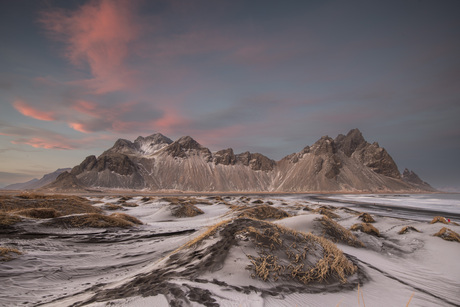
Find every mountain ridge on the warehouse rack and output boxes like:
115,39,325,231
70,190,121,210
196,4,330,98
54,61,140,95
3,168,71,190
43,129,436,193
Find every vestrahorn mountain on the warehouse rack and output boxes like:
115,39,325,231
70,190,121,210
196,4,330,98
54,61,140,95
44,129,435,192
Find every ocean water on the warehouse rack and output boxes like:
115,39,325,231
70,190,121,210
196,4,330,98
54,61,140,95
302,194,460,223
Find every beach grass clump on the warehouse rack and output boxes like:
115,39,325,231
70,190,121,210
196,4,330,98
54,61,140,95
238,204,291,220
118,196,132,202
174,217,358,286
350,223,380,237
14,208,60,219
318,216,364,247
110,213,143,225
16,193,55,199
0,247,22,261
398,226,421,235
0,194,101,216
183,219,232,249
171,203,204,218
241,219,357,284
103,203,124,211
358,212,375,223
121,202,138,207
45,213,141,228
161,197,184,204
314,208,340,219
252,199,264,204
430,216,449,224
0,212,22,227
433,227,460,242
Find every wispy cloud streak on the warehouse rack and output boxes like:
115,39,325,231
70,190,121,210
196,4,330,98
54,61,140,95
38,0,142,94
13,100,57,121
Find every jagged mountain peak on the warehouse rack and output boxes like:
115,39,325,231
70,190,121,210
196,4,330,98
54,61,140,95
135,133,173,145
103,138,136,155
134,133,173,155
175,136,202,149
336,128,367,157
165,136,212,160
310,136,337,155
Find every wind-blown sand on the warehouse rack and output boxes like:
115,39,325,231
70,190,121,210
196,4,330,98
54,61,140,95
0,193,459,306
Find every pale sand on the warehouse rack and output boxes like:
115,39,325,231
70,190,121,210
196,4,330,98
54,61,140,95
0,194,458,306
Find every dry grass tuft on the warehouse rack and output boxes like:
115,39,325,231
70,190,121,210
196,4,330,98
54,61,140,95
318,216,364,247
175,217,357,285
183,219,232,249
103,203,124,211
0,247,22,261
433,227,460,242
430,216,448,224
16,193,54,199
398,226,421,235
121,202,138,207
314,208,340,219
161,197,185,204
350,223,380,237
238,204,291,220
172,203,204,218
252,199,264,204
118,196,132,202
14,208,60,219
358,213,375,223
242,219,357,284
110,213,143,225
0,212,22,227
0,194,101,216
45,213,141,228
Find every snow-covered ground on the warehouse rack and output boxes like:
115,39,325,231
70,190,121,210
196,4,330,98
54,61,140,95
1,194,459,306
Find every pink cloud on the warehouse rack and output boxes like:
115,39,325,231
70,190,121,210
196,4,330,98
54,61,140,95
39,0,142,94
11,137,75,150
12,100,57,121
1,123,114,150
69,122,91,133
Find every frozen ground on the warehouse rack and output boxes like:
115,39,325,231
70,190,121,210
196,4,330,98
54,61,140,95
0,194,459,306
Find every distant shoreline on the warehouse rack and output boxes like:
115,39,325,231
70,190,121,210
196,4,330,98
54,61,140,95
0,189,449,197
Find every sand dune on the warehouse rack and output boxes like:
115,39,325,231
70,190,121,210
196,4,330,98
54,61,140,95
0,193,459,306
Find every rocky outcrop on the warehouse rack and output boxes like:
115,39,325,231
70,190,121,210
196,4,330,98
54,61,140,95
402,168,435,191
165,136,212,162
48,129,435,192
71,155,97,176
235,152,276,171
213,148,237,165
355,143,401,179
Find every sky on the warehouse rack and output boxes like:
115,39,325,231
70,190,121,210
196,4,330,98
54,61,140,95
0,0,459,191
